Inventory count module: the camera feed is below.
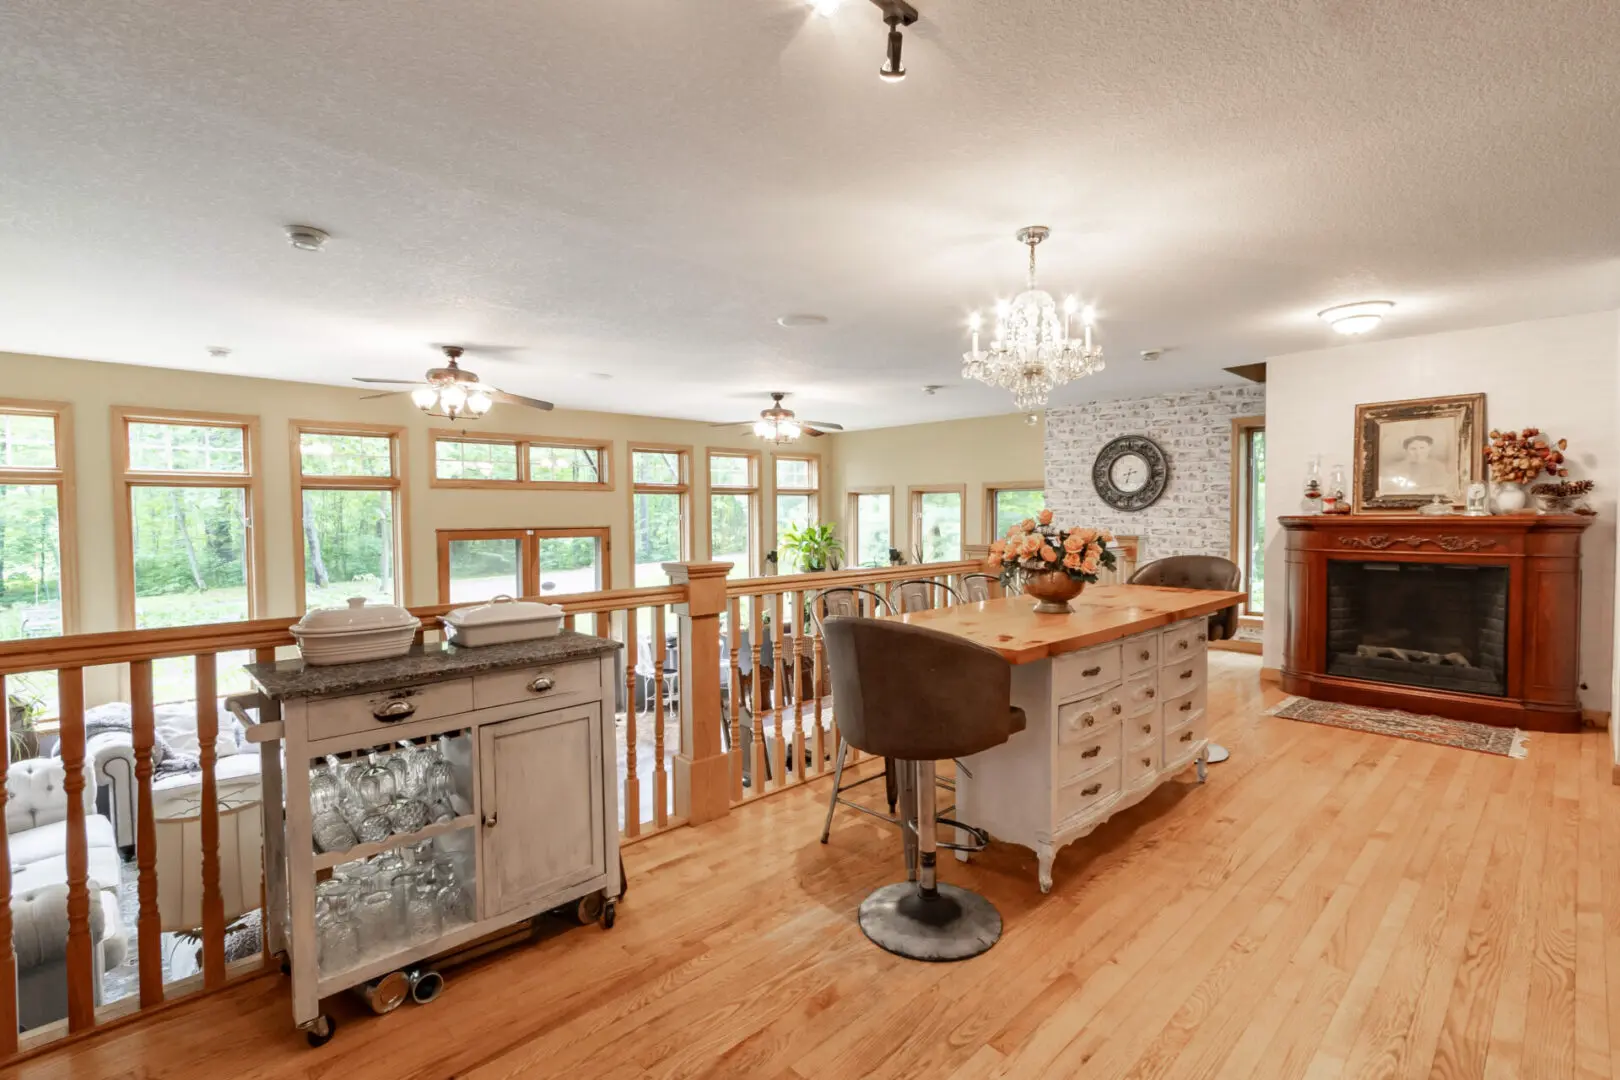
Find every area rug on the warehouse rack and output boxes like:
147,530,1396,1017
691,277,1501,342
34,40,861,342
1265,696,1528,759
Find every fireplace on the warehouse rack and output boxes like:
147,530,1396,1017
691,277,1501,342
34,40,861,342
1326,562,1507,697
1279,513,1591,732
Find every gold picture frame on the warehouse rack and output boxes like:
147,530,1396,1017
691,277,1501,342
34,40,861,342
1353,393,1486,512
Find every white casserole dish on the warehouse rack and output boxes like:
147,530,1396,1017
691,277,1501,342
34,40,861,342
290,597,419,666
440,595,565,647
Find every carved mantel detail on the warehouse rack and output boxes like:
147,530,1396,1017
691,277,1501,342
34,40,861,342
1338,534,1499,553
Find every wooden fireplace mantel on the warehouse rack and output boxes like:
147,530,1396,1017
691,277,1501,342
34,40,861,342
1279,513,1593,732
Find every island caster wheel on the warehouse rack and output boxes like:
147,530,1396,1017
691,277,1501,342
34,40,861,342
601,899,617,929
618,854,628,901
573,890,605,926
304,1014,336,1048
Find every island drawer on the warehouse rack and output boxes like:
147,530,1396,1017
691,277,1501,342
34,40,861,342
1057,760,1120,822
1122,671,1159,715
1054,644,1122,701
473,658,603,710
305,678,475,742
1163,684,1206,732
1165,713,1208,763
1125,708,1162,751
1161,620,1208,663
1125,743,1160,785
1057,726,1118,785
1160,654,1205,698
1057,687,1125,744
1122,633,1159,676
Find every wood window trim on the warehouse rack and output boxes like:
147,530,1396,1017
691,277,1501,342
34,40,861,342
435,526,613,603
111,405,267,630
705,448,760,575
428,428,615,491
629,443,693,563
770,451,821,567
846,485,895,568
289,420,411,615
0,398,79,634
1230,415,1265,620
907,483,968,565
982,481,1044,543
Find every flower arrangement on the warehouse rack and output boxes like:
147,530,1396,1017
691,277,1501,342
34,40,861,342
1485,427,1569,484
988,509,1119,584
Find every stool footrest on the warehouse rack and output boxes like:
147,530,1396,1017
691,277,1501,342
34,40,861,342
934,817,989,853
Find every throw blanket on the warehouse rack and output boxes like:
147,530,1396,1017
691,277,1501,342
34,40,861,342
84,702,242,779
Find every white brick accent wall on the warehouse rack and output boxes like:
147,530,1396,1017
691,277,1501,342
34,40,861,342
1044,384,1267,564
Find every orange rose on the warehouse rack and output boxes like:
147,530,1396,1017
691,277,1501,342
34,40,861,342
1074,527,1098,544
1021,518,1037,531
1062,534,1085,553
989,539,1005,555
1021,534,1043,556
1037,509,1054,526
1039,545,1058,562
1098,529,1114,544
1062,552,1083,570
1081,554,1100,574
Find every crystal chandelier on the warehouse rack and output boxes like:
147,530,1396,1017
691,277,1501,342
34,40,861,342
962,226,1103,412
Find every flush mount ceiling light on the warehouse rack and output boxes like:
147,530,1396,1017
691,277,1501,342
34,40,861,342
1318,300,1395,335
285,224,330,251
870,0,918,81
962,226,1104,412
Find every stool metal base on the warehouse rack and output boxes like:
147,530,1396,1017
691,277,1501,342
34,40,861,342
1206,742,1230,764
857,883,1002,962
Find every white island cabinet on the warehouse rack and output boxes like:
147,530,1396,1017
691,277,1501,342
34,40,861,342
244,632,622,1046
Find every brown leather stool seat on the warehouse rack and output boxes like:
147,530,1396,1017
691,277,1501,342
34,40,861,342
821,617,1026,961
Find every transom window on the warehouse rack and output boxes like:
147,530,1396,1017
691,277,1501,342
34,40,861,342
128,421,247,473
431,430,611,489
294,424,406,612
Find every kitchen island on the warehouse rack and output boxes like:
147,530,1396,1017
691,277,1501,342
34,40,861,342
889,584,1244,892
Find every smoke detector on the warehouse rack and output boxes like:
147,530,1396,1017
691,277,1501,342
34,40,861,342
206,346,232,359
1140,349,1164,362
285,224,330,252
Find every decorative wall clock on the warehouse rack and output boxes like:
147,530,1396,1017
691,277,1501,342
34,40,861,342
1092,435,1169,511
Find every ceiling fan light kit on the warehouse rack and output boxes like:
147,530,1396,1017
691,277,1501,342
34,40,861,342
712,392,844,443
352,345,554,421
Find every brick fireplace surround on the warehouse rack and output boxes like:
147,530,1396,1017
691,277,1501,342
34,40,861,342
1279,514,1593,732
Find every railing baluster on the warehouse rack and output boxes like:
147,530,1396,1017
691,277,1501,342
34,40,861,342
130,661,163,1006
791,589,806,785
771,592,786,789
563,612,577,632
0,674,15,1055
58,667,95,1033
749,597,765,798
652,604,669,827
623,616,641,838
254,646,276,968
195,654,226,988
811,601,826,774
727,596,742,803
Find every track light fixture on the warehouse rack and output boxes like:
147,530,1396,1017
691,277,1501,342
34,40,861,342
869,0,918,82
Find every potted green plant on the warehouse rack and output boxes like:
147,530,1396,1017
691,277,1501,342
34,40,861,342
778,523,845,573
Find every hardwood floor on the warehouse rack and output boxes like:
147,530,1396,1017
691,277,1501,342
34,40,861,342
11,652,1620,1080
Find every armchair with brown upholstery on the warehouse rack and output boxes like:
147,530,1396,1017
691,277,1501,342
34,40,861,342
1127,555,1243,641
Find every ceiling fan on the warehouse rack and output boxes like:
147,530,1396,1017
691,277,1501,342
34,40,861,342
711,392,843,442
353,345,554,420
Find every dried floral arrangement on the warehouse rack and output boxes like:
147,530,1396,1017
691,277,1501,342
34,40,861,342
1529,479,1594,498
1484,427,1568,484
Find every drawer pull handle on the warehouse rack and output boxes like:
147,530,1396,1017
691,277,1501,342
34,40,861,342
1178,640,1190,651
1180,701,1193,713
372,699,416,723
1142,757,1153,768
483,812,498,828
1181,669,1194,680
1196,633,1207,643
1145,688,1156,699
1081,746,1101,759
1111,702,1122,715
1081,714,1095,727
1180,731,1194,743
1139,649,1151,662
1141,723,1153,734
1082,665,1102,678
528,675,556,694
1081,783,1102,797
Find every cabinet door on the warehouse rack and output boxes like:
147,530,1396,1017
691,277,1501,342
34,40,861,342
478,704,606,918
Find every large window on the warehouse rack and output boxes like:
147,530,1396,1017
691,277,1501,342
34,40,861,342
431,430,611,490
438,527,610,602
115,408,264,704
848,488,893,568
0,401,74,720
987,485,1045,539
1232,417,1266,616
631,446,690,587
294,424,406,612
707,450,758,579
774,455,820,573
909,485,965,563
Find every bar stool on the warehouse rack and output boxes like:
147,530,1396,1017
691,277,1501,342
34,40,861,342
821,617,1026,961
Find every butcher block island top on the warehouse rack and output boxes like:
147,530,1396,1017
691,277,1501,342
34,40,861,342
888,584,1247,665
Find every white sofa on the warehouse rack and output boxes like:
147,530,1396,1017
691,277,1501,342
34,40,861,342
86,701,262,854
7,757,126,1030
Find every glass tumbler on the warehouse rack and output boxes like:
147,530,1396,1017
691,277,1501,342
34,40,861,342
309,759,343,816
355,752,399,810
312,810,358,854
316,894,360,974
387,797,430,835
355,889,398,956
406,880,441,942
356,811,394,845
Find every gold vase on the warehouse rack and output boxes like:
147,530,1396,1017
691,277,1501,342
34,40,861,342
1024,571,1086,614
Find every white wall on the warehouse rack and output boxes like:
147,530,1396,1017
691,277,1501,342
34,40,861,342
1262,310,1620,714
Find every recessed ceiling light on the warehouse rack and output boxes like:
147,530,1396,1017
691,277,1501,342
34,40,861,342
1318,300,1394,335
285,224,330,252
776,314,829,328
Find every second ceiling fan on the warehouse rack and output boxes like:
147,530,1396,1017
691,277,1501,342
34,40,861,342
711,392,843,443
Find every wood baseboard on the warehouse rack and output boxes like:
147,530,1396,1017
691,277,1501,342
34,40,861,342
1581,708,1609,730
1260,666,1282,685
1211,639,1262,655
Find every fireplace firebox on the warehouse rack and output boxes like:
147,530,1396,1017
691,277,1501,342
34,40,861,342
1325,562,1508,697
1280,513,1591,733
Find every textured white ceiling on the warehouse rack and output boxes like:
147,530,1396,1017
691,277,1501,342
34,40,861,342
2,0,1619,428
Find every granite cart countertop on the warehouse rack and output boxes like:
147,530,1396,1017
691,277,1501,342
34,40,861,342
245,631,622,700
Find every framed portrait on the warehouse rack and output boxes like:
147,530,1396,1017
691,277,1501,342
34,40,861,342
1353,393,1486,512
